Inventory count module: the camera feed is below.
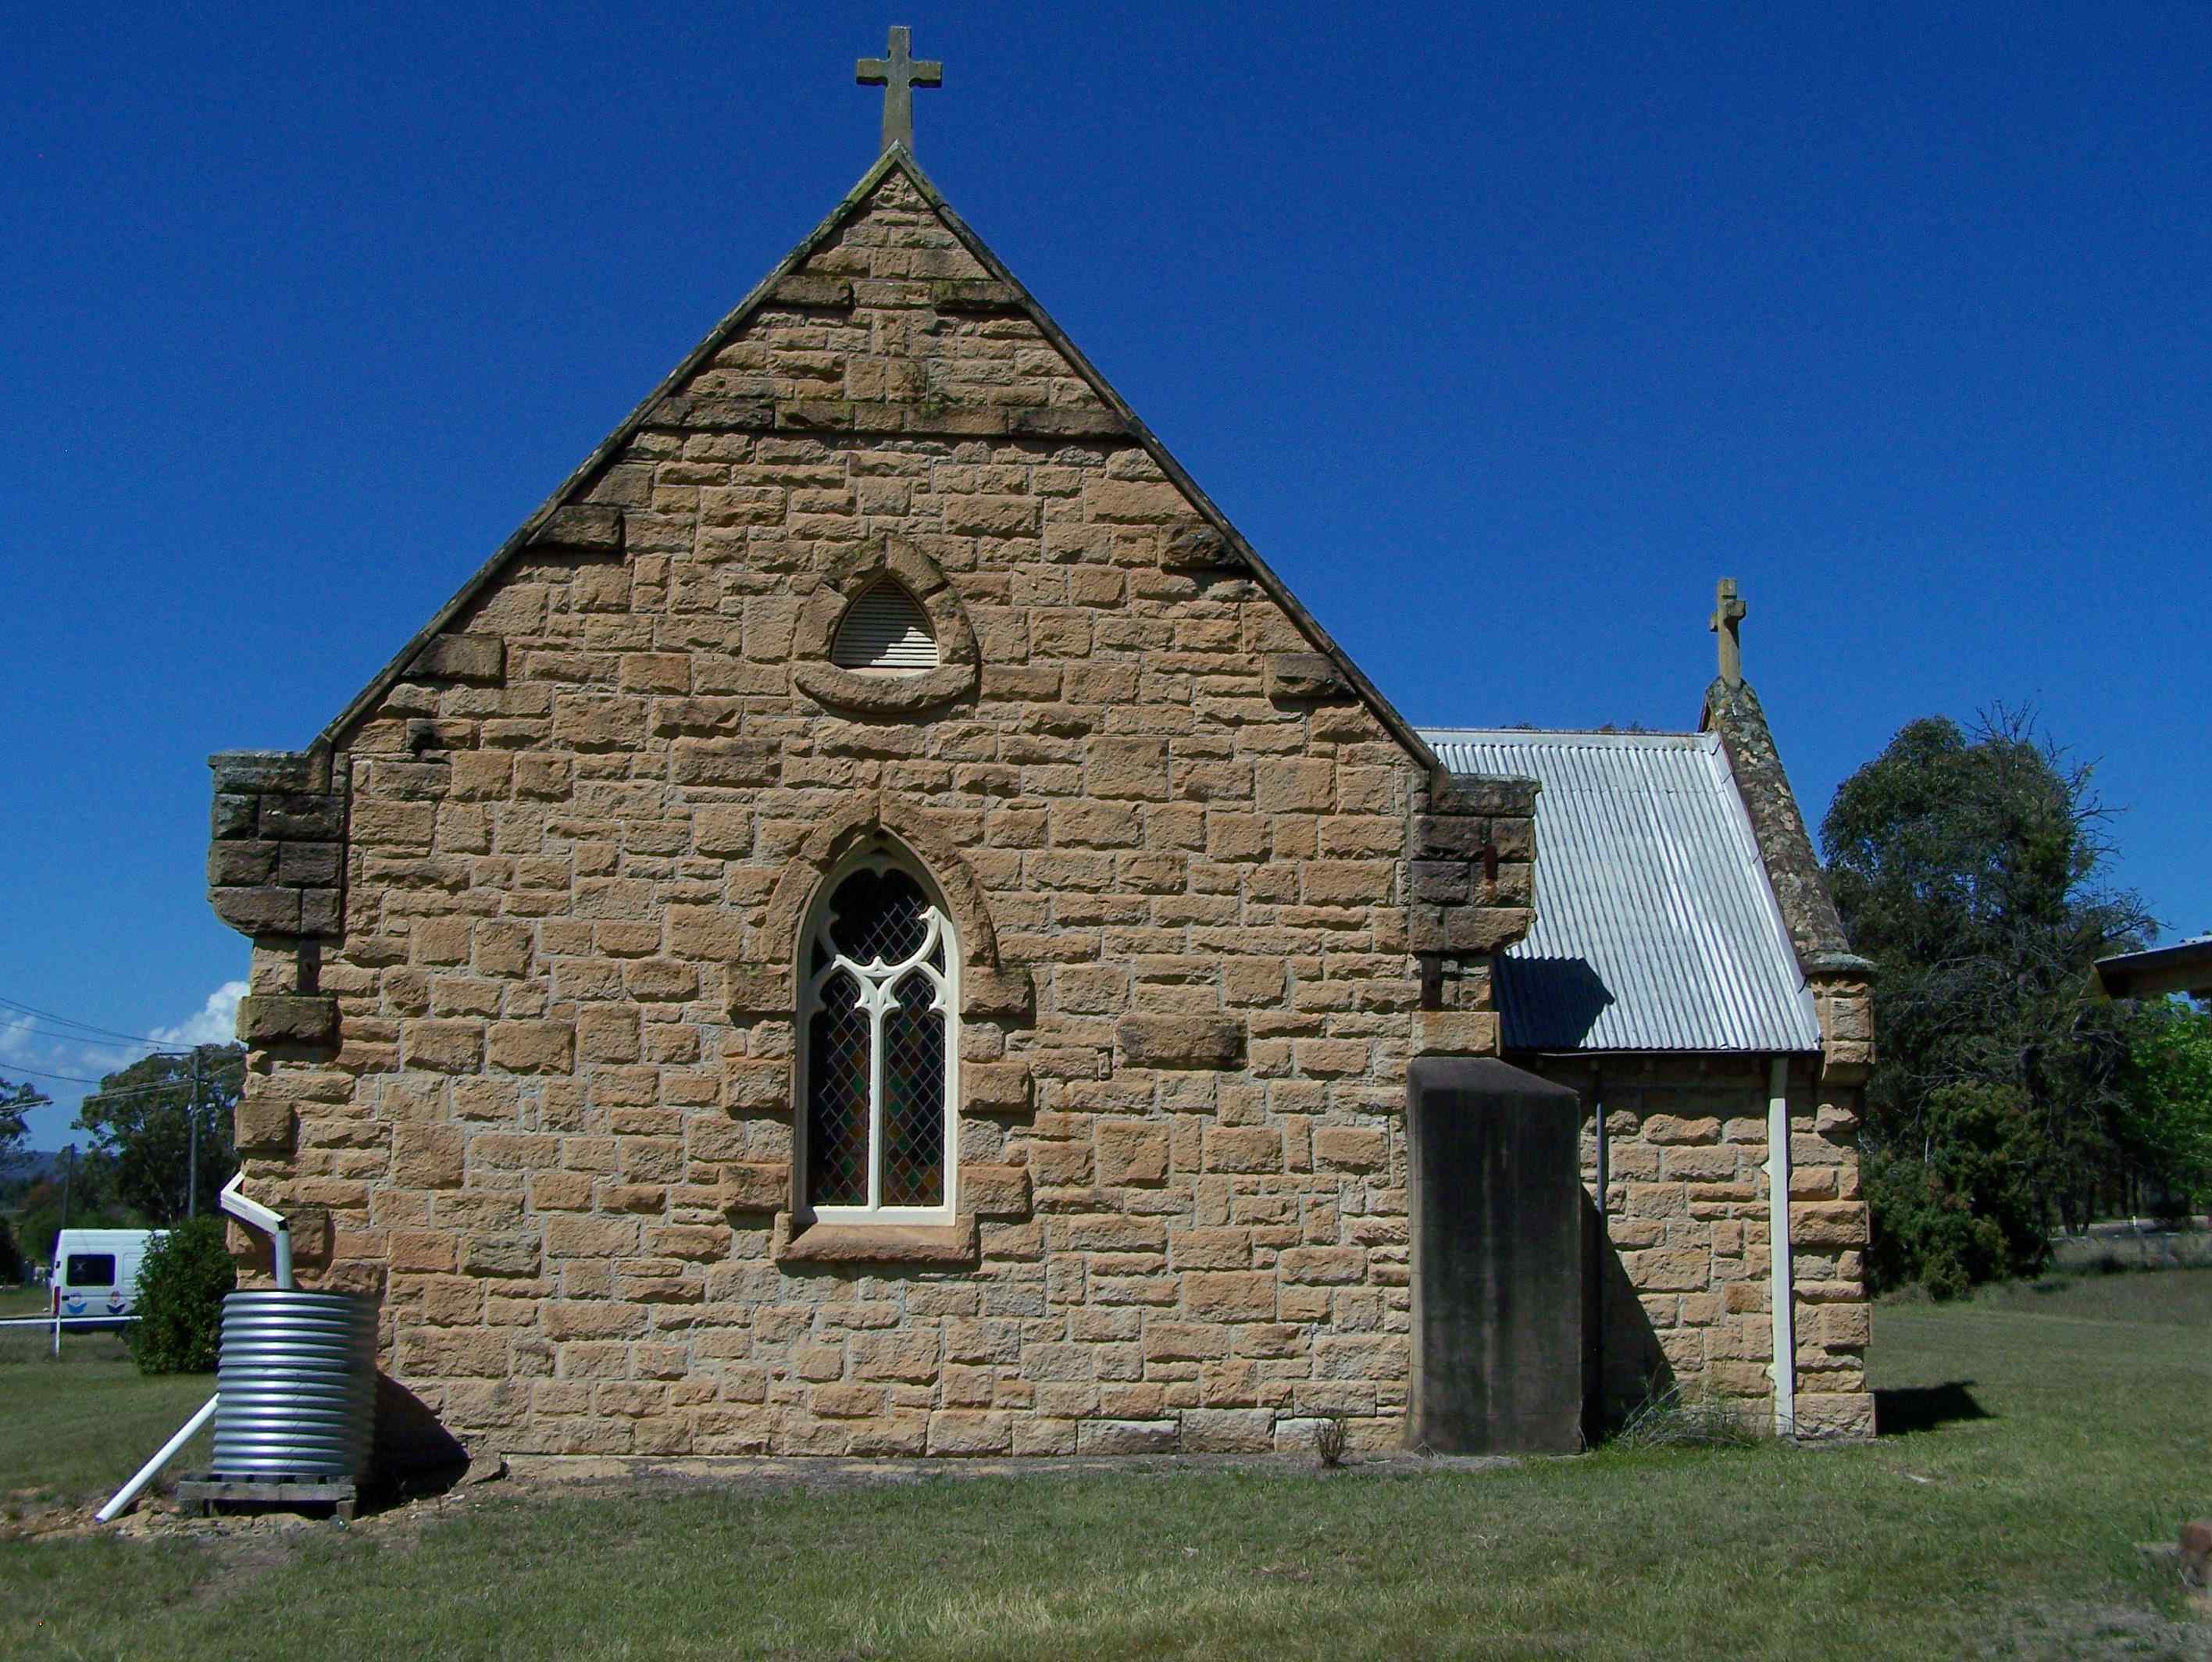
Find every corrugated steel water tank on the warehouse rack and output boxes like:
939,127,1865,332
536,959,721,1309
213,1290,378,1478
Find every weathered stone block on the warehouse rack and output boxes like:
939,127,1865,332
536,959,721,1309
277,842,342,886
530,505,623,551
1431,777,1539,817
393,1124,466,1189
725,966,786,1017
1117,1014,1243,1070
209,750,316,794
210,885,303,935
1793,1391,1875,1440
409,633,506,683
1791,1201,1869,1249
233,1096,294,1154
1086,736,1169,801
207,841,278,886
963,1061,1033,1115
1076,1418,1179,1455
1096,1123,1169,1186
1411,1010,1498,1056
770,273,854,308
960,1163,1032,1218
236,994,338,1047
1178,1407,1275,1453
927,277,1019,312
403,1019,484,1075
1161,526,1243,571
1443,908,1536,954
926,1411,1012,1455
1313,1126,1390,1172
671,737,780,786
259,793,346,840
717,1162,788,1213
774,1214,979,1267
210,792,259,840
1264,653,1350,702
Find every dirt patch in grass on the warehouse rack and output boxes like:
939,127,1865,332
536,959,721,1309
1978,1599,2209,1660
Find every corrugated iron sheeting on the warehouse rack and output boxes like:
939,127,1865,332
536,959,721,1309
1420,729,1821,1054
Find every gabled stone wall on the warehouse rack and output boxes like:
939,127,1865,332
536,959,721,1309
213,162,1533,1461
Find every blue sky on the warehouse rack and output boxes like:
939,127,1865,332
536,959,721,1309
5,4,2207,1147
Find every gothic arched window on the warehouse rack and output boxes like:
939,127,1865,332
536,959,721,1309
798,857,959,1221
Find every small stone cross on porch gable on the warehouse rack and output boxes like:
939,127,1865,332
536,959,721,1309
857,26,943,153
1710,578,1747,687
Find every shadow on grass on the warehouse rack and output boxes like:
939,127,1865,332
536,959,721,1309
1875,1380,1990,1436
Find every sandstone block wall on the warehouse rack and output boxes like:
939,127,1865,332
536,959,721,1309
1528,1054,1872,1439
222,162,1536,1460
214,154,1871,1462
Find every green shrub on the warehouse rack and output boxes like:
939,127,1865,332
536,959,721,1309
1864,1082,2053,1296
128,1215,234,1374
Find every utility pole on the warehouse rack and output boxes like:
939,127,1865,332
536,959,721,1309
186,1049,202,1218
59,1143,73,1232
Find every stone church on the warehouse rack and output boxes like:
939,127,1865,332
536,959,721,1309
207,45,1875,1461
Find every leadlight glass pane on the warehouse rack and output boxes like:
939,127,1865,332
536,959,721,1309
807,970,869,1207
879,969,946,1207
827,867,930,965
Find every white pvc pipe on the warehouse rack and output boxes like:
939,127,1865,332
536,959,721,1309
219,1171,293,1289
1766,1056,1797,1438
97,1393,217,1522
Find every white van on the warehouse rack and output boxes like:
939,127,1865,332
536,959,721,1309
51,1229,166,1322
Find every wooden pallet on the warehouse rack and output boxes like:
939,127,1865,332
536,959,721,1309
175,1472,359,1521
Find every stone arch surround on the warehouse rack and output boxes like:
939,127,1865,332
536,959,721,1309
791,538,980,715
735,793,1033,1022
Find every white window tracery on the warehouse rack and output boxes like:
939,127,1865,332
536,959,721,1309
797,855,959,1222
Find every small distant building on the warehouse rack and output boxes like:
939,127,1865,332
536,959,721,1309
202,37,1875,1463
2096,938,2212,1003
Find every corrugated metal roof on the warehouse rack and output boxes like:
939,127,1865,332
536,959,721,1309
1419,729,1822,1054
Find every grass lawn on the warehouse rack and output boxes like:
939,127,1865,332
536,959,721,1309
3,1269,2207,1660
0,1324,212,1510
0,1286,53,1319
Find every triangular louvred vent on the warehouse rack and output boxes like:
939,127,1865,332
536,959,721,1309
831,581,938,673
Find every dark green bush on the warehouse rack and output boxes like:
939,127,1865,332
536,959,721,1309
129,1215,234,1374
1865,1082,2053,1297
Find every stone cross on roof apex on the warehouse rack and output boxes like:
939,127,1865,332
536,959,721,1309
1710,577,1747,687
856,26,942,154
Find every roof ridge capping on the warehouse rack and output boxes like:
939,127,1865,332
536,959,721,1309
309,145,1439,777
1422,726,1710,749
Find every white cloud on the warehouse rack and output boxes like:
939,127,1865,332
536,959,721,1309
151,980,249,1049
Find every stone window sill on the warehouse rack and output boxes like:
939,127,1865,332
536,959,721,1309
793,660,976,715
772,1212,979,1268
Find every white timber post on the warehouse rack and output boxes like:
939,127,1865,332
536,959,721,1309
1766,1055,1797,1437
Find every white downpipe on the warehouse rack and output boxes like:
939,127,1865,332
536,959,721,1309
97,1178,293,1521
1766,1056,1797,1438
220,1170,293,1289
97,1393,217,1522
